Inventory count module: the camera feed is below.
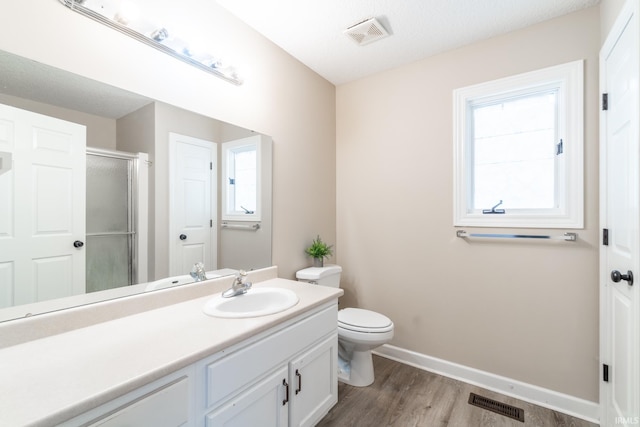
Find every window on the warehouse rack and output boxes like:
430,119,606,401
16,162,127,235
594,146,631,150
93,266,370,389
453,60,584,228
222,136,262,221
227,144,257,214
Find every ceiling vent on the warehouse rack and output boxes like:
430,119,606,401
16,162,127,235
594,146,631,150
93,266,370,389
344,17,389,46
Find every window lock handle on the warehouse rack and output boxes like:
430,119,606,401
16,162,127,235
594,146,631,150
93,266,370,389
482,200,505,214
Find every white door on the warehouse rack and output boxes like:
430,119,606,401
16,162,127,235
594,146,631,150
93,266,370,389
0,103,86,307
169,133,216,276
600,2,640,425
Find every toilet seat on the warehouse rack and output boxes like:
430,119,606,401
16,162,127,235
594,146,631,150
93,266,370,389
338,308,393,333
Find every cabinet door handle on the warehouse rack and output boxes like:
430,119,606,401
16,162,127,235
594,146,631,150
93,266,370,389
282,379,289,406
295,369,302,395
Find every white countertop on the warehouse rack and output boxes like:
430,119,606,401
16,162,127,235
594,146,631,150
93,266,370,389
0,277,343,426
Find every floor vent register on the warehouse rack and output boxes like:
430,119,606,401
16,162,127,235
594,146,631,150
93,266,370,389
468,393,525,423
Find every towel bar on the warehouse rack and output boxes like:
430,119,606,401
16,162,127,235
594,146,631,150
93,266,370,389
456,230,577,241
222,222,261,231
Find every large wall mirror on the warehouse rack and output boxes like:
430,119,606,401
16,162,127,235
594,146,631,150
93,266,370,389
0,49,272,322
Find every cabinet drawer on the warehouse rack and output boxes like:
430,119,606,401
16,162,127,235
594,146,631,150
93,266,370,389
89,377,189,427
206,304,337,408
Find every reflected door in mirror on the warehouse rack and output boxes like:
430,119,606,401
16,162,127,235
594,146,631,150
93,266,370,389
169,133,217,276
86,151,139,293
0,103,86,307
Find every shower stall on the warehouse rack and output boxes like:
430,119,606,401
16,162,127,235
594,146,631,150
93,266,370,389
86,148,148,293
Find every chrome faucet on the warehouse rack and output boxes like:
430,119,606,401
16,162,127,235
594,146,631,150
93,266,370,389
222,270,252,298
190,262,208,282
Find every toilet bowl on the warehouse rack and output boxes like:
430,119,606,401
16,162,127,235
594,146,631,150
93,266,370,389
296,265,394,387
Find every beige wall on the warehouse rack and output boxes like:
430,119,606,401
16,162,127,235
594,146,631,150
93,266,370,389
336,7,600,402
0,93,117,150
0,0,336,280
600,0,626,43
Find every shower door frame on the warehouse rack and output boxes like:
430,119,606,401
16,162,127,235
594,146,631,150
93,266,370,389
86,147,148,289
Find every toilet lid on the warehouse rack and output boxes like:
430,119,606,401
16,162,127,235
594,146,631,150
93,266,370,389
338,308,393,333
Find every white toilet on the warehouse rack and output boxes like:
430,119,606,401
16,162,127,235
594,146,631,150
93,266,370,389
296,265,394,387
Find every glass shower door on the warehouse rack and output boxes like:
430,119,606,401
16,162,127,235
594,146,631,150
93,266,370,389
86,152,135,293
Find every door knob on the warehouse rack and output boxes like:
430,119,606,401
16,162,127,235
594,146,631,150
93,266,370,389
73,240,84,248
179,234,187,240
611,270,634,286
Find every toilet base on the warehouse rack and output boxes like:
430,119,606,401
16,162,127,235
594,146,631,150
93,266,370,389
337,348,375,387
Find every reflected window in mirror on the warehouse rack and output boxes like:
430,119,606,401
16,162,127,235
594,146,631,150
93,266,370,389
222,136,262,221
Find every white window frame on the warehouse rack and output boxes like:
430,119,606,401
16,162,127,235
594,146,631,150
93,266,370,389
221,136,262,222
453,60,584,228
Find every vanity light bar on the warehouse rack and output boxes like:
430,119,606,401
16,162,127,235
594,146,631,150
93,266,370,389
59,0,243,85
456,230,577,241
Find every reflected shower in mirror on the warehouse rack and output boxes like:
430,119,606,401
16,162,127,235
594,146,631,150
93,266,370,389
0,49,272,322
86,148,144,293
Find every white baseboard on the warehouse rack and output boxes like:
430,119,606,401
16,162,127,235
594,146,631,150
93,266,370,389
373,344,600,424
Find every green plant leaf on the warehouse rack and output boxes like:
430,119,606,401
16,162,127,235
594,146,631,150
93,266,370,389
304,235,333,259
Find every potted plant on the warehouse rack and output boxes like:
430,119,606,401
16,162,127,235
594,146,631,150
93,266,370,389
305,235,333,267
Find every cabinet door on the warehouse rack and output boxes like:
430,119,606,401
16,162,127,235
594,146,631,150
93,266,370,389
89,377,190,427
206,366,288,427
289,334,338,427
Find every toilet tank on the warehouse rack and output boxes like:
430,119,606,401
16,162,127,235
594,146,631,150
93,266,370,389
296,265,342,288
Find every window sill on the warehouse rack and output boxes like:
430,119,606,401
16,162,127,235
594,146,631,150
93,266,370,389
454,214,583,229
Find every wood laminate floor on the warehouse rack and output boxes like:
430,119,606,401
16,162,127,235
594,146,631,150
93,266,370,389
317,355,598,427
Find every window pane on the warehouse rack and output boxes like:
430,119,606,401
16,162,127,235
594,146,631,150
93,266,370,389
472,91,557,210
231,147,257,213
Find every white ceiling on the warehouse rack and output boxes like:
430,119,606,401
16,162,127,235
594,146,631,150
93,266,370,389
217,0,600,85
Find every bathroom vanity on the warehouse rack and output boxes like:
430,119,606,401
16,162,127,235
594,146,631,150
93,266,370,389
0,269,343,426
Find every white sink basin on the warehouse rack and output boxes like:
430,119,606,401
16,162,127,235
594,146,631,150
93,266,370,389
203,287,299,318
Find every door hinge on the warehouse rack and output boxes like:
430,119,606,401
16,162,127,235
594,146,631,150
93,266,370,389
603,228,609,246
210,219,213,228
603,364,609,382
556,139,563,155
602,93,608,111
210,162,213,170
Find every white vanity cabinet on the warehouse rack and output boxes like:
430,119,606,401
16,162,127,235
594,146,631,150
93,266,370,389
57,301,338,427
205,334,337,427
60,367,195,427
202,304,338,427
